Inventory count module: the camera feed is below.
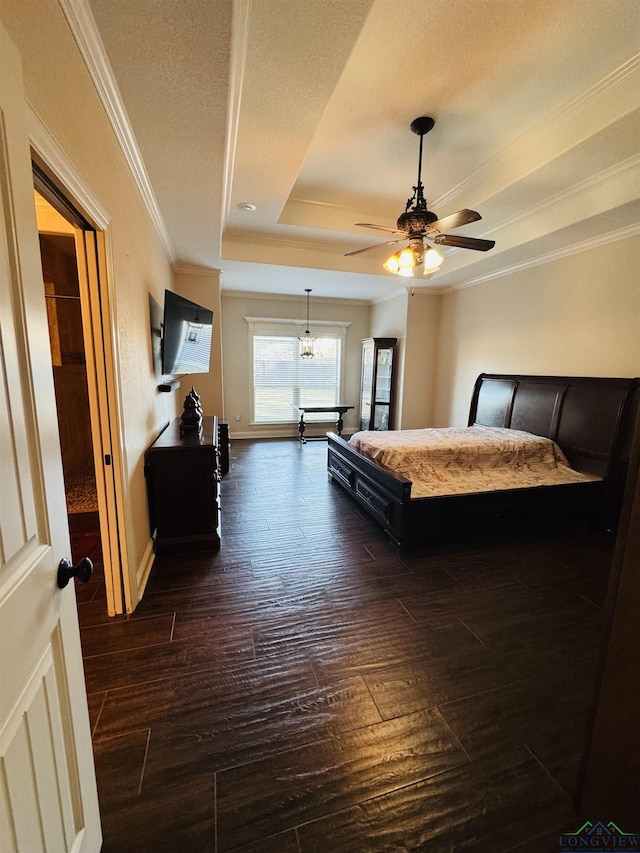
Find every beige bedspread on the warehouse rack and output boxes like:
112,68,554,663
348,426,599,498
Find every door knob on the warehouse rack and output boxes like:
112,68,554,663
57,556,93,589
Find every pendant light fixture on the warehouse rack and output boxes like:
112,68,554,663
299,288,316,358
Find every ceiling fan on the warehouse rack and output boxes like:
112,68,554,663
345,116,495,276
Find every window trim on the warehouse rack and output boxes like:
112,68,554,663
245,316,351,427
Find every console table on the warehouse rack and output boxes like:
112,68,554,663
298,405,354,443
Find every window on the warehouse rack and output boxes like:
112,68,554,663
246,317,349,425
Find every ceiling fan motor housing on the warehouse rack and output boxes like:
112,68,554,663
397,209,438,235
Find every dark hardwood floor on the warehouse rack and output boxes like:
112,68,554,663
75,438,614,852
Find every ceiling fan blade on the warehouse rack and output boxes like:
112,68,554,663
433,234,495,252
345,239,403,257
430,209,482,233
355,223,405,235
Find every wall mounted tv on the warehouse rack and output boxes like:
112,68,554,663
161,290,213,375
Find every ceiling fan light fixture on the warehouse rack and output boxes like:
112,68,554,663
397,246,417,276
397,247,415,269
346,117,494,277
384,247,416,274
423,247,443,271
382,241,442,278
383,252,401,273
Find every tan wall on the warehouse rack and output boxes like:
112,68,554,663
401,292,440,428
1,0,190,597
434,235,640,427
370,290,442,429
221,291,370,438
175,267,223,417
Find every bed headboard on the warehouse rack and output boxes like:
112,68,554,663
469,373,639,479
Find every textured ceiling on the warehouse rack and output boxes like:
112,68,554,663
86,0,640,300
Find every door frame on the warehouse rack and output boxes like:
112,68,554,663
29,106,136,614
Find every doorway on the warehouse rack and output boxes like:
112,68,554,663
32,164,131,616
35,191,104,605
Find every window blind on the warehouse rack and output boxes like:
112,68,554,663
253,334,342,423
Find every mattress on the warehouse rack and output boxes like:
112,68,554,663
348,426,600,498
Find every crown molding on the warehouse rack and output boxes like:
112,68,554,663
444,222,640,294
174,263,222,277
223,289,370,307
486,155,640,243
434,54,640,211
57,0,175,264
244,316,351,328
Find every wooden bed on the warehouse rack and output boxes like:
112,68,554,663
327,373,639,549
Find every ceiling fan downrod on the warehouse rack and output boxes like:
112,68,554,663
407,116,434,213
398,116,438,233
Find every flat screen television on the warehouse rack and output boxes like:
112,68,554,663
161,290,213,375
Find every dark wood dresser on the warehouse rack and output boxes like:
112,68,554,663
145,415,220,553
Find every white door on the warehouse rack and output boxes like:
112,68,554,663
0,21,102,853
